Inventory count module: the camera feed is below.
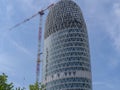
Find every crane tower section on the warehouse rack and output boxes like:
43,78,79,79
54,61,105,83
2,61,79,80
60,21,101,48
36,4,54,83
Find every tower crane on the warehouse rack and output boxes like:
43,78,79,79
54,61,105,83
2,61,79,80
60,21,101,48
9,3,54,84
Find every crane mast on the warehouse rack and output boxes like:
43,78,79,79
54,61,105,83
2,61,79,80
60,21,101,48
36,4,54,84
36,11,43,84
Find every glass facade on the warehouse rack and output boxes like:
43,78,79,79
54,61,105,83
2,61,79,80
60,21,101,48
43,0,92,90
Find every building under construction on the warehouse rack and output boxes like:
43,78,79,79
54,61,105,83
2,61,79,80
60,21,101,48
42,0,92,90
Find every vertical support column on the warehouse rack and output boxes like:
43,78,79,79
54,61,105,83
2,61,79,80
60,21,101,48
36,14,43,84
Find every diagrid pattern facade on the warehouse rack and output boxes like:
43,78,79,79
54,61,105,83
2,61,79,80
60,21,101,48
42,0,92,90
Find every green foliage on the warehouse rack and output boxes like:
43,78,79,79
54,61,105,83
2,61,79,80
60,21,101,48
0,73,14,90
29,82,45,90
0,73,45,90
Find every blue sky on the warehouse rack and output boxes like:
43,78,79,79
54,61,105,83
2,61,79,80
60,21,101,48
0,0,120,90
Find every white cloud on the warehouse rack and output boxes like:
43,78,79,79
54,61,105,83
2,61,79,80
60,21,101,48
81,0,120,53
6,5,14,16
0,54,15,74
8,36,34,57
93,82,114,89
109,58,120,69
15,0,57,12
0,1,14,29
105,3,120,52
113,3,120,17
0,32,34,58
49,0,58,3
15,0,38,11
74,0,120,69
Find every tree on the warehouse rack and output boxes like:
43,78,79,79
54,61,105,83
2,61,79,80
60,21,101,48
0,73,14,90
29,82,45,90
0,73,45,90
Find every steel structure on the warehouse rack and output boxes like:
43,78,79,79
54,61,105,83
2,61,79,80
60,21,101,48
9,4,54,84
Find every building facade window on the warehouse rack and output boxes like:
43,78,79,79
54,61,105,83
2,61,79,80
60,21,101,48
42,0,92,90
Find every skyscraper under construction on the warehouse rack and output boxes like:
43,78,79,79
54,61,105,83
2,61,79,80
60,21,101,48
42,0,92,90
